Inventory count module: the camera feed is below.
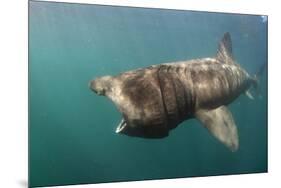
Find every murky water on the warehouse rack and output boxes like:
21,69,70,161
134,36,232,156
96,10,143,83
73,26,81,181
29,1,267,187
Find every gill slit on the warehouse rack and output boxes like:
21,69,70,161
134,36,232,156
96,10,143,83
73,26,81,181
157,66,169,127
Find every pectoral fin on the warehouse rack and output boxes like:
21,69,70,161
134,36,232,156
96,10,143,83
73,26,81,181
195,106,239,152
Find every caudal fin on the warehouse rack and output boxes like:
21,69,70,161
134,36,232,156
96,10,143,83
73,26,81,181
247,63,267,98
252,63,267,89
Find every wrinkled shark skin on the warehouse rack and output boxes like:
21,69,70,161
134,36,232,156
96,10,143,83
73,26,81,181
90,33,260,152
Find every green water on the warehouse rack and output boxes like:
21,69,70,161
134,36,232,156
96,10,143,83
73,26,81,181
29,1,268,187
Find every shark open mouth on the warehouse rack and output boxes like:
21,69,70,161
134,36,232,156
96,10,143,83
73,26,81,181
115,118,127,133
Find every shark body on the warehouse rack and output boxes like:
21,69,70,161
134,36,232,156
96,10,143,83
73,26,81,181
90,33,262,152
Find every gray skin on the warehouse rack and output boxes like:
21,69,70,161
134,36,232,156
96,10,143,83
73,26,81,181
89,33,258,152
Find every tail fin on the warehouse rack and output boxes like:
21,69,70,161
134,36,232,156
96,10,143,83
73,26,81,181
244,63,266,100
252,63,267,89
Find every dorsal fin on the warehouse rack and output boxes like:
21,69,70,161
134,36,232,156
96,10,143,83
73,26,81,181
216,32,234,64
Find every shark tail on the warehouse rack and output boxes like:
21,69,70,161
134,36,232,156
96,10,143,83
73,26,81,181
246,63,267,99
252,63,267,89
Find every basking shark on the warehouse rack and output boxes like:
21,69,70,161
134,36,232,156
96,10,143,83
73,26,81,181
90,33,264,152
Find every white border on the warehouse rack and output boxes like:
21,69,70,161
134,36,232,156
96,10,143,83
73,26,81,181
0,0,280,187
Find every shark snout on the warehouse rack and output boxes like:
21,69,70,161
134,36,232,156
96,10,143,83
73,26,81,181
89,79,104,95
89,76,113,96
89,80,96,91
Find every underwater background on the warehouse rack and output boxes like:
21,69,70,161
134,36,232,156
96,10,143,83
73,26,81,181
29,1,268,187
